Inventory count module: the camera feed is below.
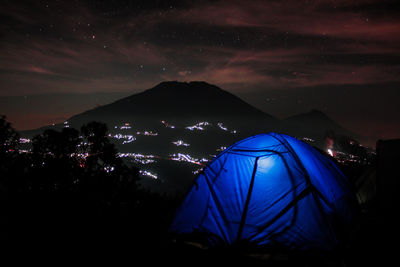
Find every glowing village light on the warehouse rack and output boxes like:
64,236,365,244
111,134,136,144
139,170,158,179
185,121,210,131
136,131,158,136
104,166,115,173
170,153,206,165
161,120,175,129
172,140,190,147
217,122,236,134
186,125,203,131
192,168,204,175
217,122,228,131
63,121,70,128
117,153,156,164
19,138,31,143
302,137,315,142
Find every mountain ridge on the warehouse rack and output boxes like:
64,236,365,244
21,81,358,144
283,109,358,139
69,81,276,123
60,81,279,139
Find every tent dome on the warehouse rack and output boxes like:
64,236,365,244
170,133,356,250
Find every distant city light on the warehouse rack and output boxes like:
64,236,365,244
110,134,136,144
71,152,89,159
217,122,228,131
217,122,236,134
114,122,132,130
185,121,211,131
161,120,175,129
117,153,156,164
172,140,190,147
170,153,206,165
120,123,132,130
139,170,158,179
122,139,135,144
104,166,115,173
192,168,204,175
136,131,158,136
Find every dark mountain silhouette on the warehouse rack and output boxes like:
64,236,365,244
23,82,359,141
67,81,277,129
283,109,357,139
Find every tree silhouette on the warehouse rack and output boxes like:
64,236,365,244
79,122,139,206
0,115,21,193
0,117,179,254
28,128,81,193
0,115,19,165
0,116,25,244
32,127,80,158
0,115,18,149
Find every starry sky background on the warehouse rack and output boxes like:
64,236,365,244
0,0,399,143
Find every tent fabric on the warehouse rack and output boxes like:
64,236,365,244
170,133,356,250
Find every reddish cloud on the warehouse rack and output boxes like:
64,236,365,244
179,0,400,42
194,65,274,85
25,66,54,75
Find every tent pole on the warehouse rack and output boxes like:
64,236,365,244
236,156,260,243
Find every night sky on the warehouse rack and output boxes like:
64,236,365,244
0,0,399,143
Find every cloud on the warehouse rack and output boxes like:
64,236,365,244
1,0,399,96
26,65,56,75
177,0,400,42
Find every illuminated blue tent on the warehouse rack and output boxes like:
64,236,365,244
170,133,356,250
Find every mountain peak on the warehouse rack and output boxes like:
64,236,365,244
67,81,276,125
149,81,222,94
310,109,324,114
155,81,215,87
285,109,337,125
284,109,354,137
307,109,333,120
